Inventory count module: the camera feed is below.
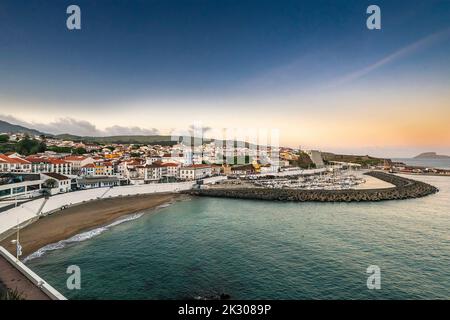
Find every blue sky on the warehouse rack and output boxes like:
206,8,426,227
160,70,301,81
0,0,449,157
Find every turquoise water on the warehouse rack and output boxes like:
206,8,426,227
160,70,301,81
26,175,450,299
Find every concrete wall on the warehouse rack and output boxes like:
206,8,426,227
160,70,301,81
0,176,226,238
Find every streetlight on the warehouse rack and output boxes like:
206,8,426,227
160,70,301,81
10,219,22,261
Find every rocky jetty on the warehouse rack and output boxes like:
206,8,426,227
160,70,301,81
188,171,438,202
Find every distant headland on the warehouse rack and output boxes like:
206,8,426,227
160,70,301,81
414,152,450,159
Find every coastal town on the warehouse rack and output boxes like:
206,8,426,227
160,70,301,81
1,131,450,203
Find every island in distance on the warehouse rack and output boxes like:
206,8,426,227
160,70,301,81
414,152,450,159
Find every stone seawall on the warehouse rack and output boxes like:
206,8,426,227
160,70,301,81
187,171,438,202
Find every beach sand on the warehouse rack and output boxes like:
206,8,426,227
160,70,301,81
0,193,184,258
352,172,395,189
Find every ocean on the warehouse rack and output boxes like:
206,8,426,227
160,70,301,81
25,175,450,299
393,158,450,170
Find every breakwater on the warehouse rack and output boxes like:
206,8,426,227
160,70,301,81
188,171,439,202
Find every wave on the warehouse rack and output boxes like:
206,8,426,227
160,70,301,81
22,212,145,263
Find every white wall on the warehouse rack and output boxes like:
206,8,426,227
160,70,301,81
0,179,218,238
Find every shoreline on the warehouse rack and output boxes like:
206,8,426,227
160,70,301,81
0,193,186,259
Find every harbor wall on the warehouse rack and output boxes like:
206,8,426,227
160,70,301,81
188,172,439,202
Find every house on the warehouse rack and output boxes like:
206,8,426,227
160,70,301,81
41,172,71,194
80,163,96,176
64,156,95,174
47,158,72,175
0,173,43,200
144,162,167,182
25,156,52,173
230,164,256,175
0,154,32,173
77,176,120,189
179,164,212,180
25,156,73,175
103,162,115,176
85,144,102,152
210,164,222,175
161,162,180,177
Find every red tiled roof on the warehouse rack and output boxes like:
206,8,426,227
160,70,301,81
25,156,49,163
161,162,179,167
0,154,30,164
64,156,87,161
43,172,70,181
48,158,68,165
183,164,211,169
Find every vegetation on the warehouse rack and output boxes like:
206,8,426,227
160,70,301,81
43,178,58,189
0,287,25,300
55,134,179,146
73,147,87,154
0,119,46,137
321,152,385,167
130,152,142,157
0,134,9,143
0,143,16,154
46,146,87,155
46,146,72,153
291,151,314,169
14,136,46,156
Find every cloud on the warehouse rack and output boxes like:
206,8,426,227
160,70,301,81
332,27,450,87
104,125,159,136
0,115,159,137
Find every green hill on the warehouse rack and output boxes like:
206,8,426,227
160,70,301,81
0,120,48,136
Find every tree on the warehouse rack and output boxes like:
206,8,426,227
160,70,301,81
43,178,57,189
73,147,86,155
0,135,9,143
15,136,46,155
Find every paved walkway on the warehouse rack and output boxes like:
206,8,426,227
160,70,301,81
0,255,50,300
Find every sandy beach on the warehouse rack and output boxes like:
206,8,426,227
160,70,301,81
0,193,184,258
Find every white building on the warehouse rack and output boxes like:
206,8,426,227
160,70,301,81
0,154,32,173
179,164,212,180
77,177,120,189
41,173,71,194
161,162,180,177
144,163,167,182
0,173,43,200
64,156,95,173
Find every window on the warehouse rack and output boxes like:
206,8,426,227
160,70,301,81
12,187,26,194
0,189,12,197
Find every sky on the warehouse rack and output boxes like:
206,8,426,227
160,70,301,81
0,0,449,157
